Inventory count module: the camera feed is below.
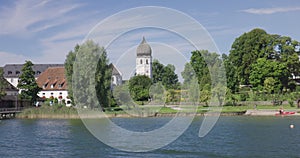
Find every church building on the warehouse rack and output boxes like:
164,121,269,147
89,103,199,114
136,37,152,78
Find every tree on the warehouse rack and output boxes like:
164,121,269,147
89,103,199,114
228,28,300,90
72,40,112,109
152,59,179,90
64,45,78,102
129,75,152,101
113,82,131,106
181,63,195,88
17,61,41,103
222,54,239,92
162,64,179,90
249,58,289,92
95,50,112,108
264,77,277,94
190,50,222,90
190,50,211,90
229,28,269,86
0,68,6,99
152,59,164,83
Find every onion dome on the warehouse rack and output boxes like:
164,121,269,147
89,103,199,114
136,37,151,56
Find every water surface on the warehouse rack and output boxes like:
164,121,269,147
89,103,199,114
0,116,299,158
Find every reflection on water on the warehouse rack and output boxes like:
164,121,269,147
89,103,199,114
0,117,300,158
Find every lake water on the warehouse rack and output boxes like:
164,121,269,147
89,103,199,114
1,116,300,158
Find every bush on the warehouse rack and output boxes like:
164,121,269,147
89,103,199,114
288,99,295,107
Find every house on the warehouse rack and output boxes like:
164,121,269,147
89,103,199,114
111,64,122,89
3,64,64,88
0,78,19,108
36,67,70,106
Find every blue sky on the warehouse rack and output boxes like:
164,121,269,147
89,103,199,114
1,0,300,68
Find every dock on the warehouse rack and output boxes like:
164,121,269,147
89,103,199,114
0,108,23,119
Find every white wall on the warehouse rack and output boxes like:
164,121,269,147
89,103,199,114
5,77,18,88
136,56,152,78
38,90,69,101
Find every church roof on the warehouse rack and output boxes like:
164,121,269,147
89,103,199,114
136,37,151,57
110,64,122,76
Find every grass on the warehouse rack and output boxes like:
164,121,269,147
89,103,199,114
17,105,78,118
17,103,300,119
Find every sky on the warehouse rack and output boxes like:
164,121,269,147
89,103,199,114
1,0,300,76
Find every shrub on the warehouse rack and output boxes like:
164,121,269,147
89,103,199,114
288,99,295,107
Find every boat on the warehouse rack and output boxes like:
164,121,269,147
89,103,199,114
275,111,296,116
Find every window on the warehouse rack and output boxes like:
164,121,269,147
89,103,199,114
42,93,45,95
51,84,55,88
8,71,12,75
58,83,64,88
10,78,13,82
43,83,48,89
36,71,41,75
59,92,62,95
16,71,20,75
146,59,148,64
50,92,54,95
140,59,143,64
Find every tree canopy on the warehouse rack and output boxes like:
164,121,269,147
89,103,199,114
152,59,179,90
129,75,152,101
71,40,112,109
0,68,7,99
17,61,41,103
227,28,300,92
64,44,78,102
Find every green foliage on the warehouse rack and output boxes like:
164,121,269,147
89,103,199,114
64,45,78,102
200,84,211,107
0,68,6,99
17,61,41,103
249,58,288,92
95,51,112,108
165,89,180,103
288,98,295,107
72,40,112,109
129,75,152,101
229,28,269,86
152,59,179,90
190,50,211,90
222,54,239,92
228,28,300,92
181,63,195,88
113,82,131,105
264,77,277,94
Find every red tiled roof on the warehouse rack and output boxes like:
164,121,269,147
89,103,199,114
36,67,67,90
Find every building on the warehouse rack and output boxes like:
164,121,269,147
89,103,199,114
111,64,122,89
136,37,152,78
36,67,69,105
0,78,19,108
3,64,64,88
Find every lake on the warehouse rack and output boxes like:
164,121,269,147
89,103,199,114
0,116,300,158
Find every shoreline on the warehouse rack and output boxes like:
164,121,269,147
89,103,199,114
16,110,293,119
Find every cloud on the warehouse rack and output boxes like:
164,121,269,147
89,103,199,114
241,7,300,15
0,0,84,36
0,51,28,66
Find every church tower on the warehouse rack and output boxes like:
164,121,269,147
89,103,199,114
136,37,152,78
